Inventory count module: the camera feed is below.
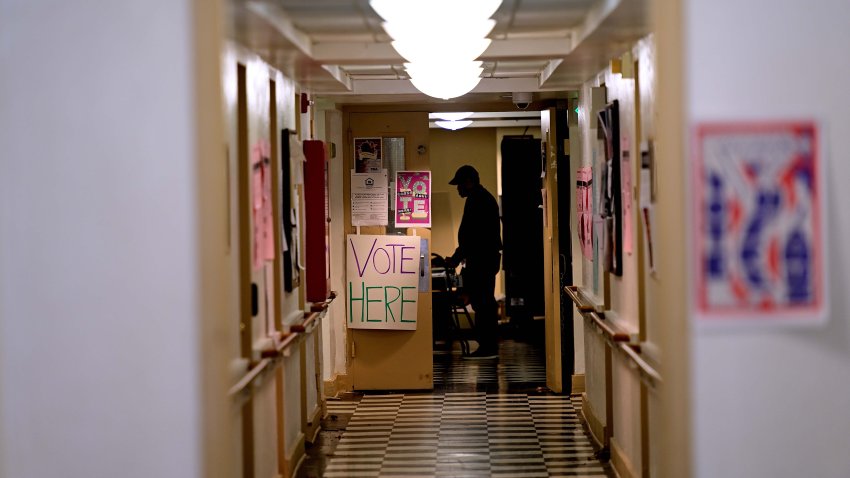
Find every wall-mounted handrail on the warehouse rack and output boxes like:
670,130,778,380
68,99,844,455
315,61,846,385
228,358,271,398
260,331,301,359
310,290,337,313
619,343,662,387
587,311,632,343
291,312,319,333
230,301,332,402
564,285,596,311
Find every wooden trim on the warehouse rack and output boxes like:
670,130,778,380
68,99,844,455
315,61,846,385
564,285,596,311
282,432,305,478
571,374,586,394
323,373,353,397
581,392,607,449
228,358,271,397
274,365,286,478
640,378,651,478
236,64,254,478
611,437,640,478
581,310,633,344
236,63,253,360
290,312,319,333
304,403,322,444
310,290,337,312
618,343,662,388
270,79,284,333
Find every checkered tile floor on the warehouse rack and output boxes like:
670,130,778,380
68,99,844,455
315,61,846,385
324,393,608,477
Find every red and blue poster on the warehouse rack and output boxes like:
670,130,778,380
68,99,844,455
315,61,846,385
693,122,826,323
395,171,431,228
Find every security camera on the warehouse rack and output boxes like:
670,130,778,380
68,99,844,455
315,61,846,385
512,92,532,109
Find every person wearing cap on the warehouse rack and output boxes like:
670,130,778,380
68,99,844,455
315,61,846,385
445,165,502,359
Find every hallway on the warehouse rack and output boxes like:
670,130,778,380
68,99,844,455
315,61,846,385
300,339,613,477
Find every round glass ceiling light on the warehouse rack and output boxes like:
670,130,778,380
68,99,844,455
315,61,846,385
405,61,482,78
436,120,473,130
392,37,491,64
409,74,482,100
382,19,495,43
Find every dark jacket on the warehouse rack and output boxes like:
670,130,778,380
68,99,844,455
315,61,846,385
451,184,502,274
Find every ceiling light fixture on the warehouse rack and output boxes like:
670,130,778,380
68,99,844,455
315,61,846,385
370,0,503,100
435,120,473,131
370,0,502,25
431,112,474,121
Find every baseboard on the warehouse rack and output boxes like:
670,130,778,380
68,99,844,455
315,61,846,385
305,403,322,444
289,452,306,478
322,373,352,397
611,437,639,478
282,432,305,478
572,373,586,394
581,393,607,449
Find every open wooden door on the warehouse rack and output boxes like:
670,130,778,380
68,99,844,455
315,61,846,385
343,111,433,390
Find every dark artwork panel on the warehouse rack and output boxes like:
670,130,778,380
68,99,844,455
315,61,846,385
597,100,622,276
281,128,300,291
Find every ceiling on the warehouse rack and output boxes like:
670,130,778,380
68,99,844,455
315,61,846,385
227,0,650,107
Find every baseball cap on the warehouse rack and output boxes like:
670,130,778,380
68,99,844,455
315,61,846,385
448,165,479,185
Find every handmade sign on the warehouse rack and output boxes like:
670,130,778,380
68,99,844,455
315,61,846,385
346,234,421,330
693,122,825,322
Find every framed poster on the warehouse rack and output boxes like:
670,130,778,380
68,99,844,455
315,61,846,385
395,170,431,228
692,121,826,323
354,137,382,173
597,100,622,276
346,234,420,330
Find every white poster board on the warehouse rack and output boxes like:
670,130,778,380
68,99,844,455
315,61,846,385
351,170,388,226
346,234,420,330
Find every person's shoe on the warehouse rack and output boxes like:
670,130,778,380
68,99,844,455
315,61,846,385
463,348,499,360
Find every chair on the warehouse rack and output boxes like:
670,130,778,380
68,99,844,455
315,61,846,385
431,254,475,355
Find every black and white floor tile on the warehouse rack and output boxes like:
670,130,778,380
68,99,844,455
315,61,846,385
304,338,611,478
321,393,608,477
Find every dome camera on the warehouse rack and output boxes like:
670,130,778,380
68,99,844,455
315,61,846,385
512,92,532,109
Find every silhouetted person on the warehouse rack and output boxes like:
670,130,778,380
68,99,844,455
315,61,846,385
445,165,502,359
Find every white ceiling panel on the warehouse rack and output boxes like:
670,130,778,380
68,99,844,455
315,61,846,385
227,0,651,105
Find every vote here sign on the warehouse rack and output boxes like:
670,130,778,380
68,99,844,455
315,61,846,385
346,234,421,330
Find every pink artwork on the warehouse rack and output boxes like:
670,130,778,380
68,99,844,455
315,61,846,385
252,140,274,270
577,166,593,259
395,171,431,228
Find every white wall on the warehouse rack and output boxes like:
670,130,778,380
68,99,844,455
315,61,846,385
686,0,850,476
0,1,230,476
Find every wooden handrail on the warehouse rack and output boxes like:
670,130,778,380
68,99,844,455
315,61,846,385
587,311,632,342
291,312,319,333
619,343,662,387
229,303,329,401
228,358,271,398
310,290,337,312
260,331,300,359
564,285,595,311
